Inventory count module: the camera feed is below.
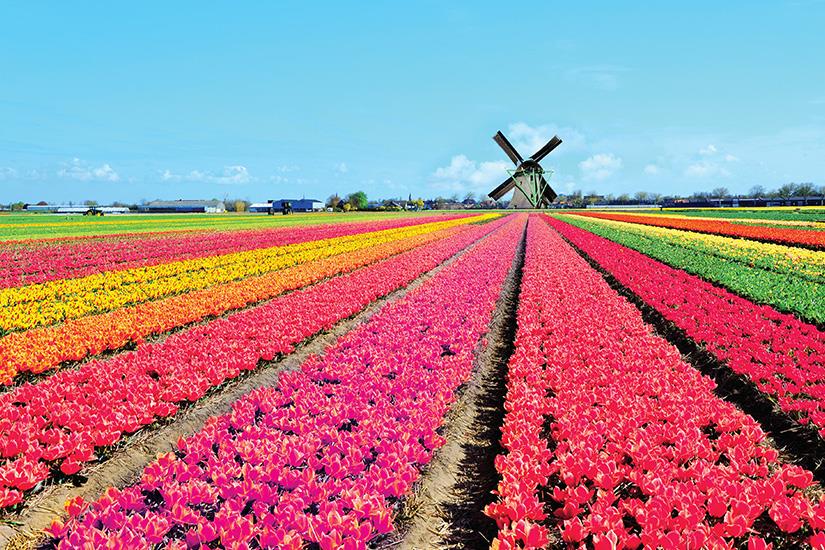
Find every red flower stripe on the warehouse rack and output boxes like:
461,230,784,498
44,215,526,548
0,222,473,383
546,216,825,436
571,211,825,249
0,215,514,509
0,214,468,288
486,216,825,549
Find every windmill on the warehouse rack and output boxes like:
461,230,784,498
488,130,562,208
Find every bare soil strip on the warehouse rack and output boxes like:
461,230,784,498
0,220,509,550
554,227,825,485
382,220,527,550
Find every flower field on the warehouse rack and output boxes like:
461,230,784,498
0,209,823,549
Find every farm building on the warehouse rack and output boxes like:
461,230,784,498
138,200,226,213
251,199,324,213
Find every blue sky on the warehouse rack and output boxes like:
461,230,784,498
1,1,824,204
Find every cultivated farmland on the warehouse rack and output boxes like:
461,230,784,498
0,209,823,549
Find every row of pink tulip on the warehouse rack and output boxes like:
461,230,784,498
0,216,510,508
486,216,825,549
545,216,825,437
44,215,526,548
0,214,467,288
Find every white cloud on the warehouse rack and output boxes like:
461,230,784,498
334,162,348,174
276,164,299,173
505,122,585,157
684,161,731,178
724,153,739,162
57,158,120,182
698,144,718,156
161,165,251,185
643,164,660,175
431,155,510,195
0,167,18,180
579,153,623,181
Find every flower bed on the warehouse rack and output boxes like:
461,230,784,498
0,215,490,334
43,216,525,547
0,214,469,289
546,215,825,437
0,215,512,509
0,221,481,384
553,214,825,324
486,216,825,549
571,211,825,249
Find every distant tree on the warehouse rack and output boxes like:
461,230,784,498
234,200,248,213
464,192,475,202
342,202,352,212
326,194,342,209
634,191,650,203
651,193,663,204
711,187,730,198
10,201,25,211
449,193,459,203
617,193,631,204
346,191,367,210
83,199,98,206
414,198,424,210
604,193,616,203
795,182,818,196
748,185,766,198
776,183,797,199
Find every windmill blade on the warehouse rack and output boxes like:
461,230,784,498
493,131,524,166
488,176,516,200
530,136,563,162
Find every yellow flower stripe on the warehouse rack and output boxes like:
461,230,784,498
0,214,497,333
578,215,825,281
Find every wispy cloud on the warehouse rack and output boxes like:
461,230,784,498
57,158,120,182
334,162,348,174
579,153,623,181
0,167,18,180
698,144,718,156
565,65,630,91
161,165,251,185
643,164,660,175
684,161,731,179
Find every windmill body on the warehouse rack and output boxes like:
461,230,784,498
488,131,562,208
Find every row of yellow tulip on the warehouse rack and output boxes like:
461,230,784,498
0,214,495,333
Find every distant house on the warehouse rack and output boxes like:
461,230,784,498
138,199,225,213
269,199,324,212
248,202,272,213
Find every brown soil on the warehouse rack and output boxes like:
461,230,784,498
0,220,509,550
379,219,527,550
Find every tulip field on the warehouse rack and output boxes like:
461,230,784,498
0,208,823,549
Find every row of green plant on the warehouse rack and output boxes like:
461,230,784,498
554,214,825,325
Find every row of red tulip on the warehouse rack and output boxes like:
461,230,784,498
0,214,467,288
571,211,825,249
0,216,510,508
486,216,825,549
546,216,825,436
44,215,526,549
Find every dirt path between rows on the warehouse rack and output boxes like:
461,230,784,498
0,219,511,550
379,219,527,550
